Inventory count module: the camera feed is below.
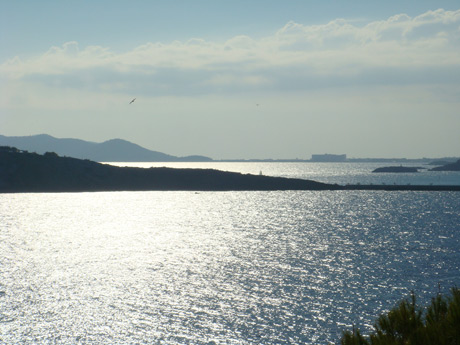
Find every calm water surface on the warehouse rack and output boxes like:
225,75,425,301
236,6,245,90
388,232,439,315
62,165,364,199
107,162,460,186
1,188,459,344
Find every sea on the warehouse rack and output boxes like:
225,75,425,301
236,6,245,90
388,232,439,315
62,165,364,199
1,162,459,344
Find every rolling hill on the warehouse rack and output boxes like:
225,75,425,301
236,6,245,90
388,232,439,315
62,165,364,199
0,134,212,162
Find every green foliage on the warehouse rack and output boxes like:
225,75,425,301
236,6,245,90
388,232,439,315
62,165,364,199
341,288,460,345
341,327,369,345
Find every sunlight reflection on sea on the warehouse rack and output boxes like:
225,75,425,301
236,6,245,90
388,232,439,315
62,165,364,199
105,161,460,186
1,190,459,344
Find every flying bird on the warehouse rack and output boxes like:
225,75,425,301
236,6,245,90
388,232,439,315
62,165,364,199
129,98,136,104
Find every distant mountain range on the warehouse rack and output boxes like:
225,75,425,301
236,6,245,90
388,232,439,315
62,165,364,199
1,134,458,164
0,134,213,162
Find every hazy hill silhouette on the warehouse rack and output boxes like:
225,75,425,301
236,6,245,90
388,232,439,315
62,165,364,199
0,134,212,162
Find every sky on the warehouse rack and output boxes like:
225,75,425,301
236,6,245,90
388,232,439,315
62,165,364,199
1,1,460,159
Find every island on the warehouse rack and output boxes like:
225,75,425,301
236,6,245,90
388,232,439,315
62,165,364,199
430,159,460,171
1,147,459,193
372,166,420,173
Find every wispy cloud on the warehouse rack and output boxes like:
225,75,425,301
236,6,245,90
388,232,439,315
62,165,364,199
1,8,460,99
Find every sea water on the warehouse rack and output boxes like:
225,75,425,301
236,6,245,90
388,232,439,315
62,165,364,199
106,162,460,186
1,164,460,344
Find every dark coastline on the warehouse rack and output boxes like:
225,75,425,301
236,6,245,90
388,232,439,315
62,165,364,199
0,147,333,193
1,147,459,193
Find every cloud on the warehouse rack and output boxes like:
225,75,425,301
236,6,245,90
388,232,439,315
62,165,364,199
1,8,460,100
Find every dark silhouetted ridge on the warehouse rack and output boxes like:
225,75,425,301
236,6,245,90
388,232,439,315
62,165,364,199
2,147,459,193
0,147,333,193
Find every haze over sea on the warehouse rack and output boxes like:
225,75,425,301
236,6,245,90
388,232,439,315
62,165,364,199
1,163,459,344
109,161,460,186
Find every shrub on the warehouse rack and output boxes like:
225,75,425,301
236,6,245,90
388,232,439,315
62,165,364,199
341,287,460,345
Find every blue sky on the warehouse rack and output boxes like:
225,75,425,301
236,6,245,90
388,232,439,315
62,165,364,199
1,1,460,159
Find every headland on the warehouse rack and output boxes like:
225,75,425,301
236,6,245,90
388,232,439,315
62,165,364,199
0,147,333,192
1,147,459,193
